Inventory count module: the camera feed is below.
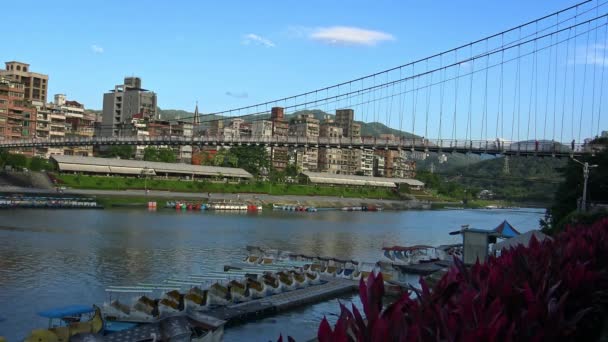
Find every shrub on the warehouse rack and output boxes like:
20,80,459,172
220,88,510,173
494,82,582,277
281,218,608,341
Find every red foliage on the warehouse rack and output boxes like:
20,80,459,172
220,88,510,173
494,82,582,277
291,218,608,341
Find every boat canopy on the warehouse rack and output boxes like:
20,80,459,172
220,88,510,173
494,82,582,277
493,220,521,238
38,305,94,318
382,245,434,252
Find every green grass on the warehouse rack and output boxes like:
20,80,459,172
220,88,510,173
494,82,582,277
56,174,400,200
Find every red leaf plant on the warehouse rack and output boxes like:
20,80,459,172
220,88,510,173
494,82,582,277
279,218,608,341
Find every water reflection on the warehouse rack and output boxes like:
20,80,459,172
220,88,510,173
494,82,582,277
0,208,543,340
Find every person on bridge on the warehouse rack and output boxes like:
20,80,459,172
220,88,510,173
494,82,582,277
535,140,539,152
571,139,575,151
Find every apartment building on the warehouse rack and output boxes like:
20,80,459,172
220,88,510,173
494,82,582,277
0,61,49,102
270,107,288,171
101,77,157,137
318,117,346,174
0,78,36,142
289,113,320,171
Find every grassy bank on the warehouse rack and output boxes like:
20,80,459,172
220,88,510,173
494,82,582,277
56,174,400,200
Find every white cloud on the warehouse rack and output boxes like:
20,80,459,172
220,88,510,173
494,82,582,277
90,44,104,54
242,34,275,48
310,26,395,46
225,91,248,99
572,43,608,66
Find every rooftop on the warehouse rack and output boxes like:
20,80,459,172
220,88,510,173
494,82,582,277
302,171,424,188
51,155,253,179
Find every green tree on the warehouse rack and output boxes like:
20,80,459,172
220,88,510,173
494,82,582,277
549,143,608,231
157,148,176,163
28,157,52,171
143,147,176,163
106,145,134,159
4,153,27,169
229,146,270,175
143,147,159,161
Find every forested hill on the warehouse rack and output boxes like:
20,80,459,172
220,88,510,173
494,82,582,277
440,156,567,202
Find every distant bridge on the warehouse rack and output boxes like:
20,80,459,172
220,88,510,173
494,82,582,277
0,136,602,158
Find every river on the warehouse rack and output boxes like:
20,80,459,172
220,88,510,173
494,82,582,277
0,207,544,341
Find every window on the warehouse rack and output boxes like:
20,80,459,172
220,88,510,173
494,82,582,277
16,65,21,71
23,67,27,72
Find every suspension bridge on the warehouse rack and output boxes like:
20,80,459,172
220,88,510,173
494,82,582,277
2,0,607,158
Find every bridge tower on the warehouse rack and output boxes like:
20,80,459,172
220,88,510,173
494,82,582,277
503,156,510,175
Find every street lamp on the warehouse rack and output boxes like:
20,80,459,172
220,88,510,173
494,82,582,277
142,166,150,195
571,157,598,212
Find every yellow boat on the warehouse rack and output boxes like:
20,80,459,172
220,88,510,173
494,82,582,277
25,305,103,342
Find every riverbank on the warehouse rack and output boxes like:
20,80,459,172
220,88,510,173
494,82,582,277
54,174,402,200
79,189,429,210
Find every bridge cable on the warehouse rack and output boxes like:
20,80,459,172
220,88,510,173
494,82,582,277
496,33,505,141
543,32,554,142
194,0,594,119
467,44,475,143
560,27,572,144
398,67,405,135
482,39,490,142
571,7,579,141
425,60,433,140
412,64,419,136
453,52,461,144
597,18,608,136
589,5,600,138
527,28,538,143
513,28,522,143
439,55,445,141
578,23,592,143
552,13,560,142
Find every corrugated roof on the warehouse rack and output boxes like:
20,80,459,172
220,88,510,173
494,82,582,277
492,230,551,251
302,171,424,188
51,155,252,178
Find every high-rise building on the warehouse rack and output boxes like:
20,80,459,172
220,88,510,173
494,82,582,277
289,114,320,171
0,77,37,145
0,61,49,102
335,109,358,138
270,107,289,171
318,117,346,174
101,77,157,137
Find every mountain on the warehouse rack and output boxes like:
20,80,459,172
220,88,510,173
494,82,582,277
439,156,567,202
157,108,420,139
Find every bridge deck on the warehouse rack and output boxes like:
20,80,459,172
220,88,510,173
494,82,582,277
1,136,601,157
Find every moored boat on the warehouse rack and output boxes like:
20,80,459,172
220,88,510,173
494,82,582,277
25,305,104,342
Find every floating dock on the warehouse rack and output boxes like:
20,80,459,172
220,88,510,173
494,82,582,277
205,277,357,325
391,260,453,275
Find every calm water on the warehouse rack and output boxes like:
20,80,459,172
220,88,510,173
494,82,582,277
0,208,544,341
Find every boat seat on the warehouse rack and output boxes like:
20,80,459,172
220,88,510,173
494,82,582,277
49,327,70,342
24,329,60,342
185,293,206,306
111,300,130,314
68,321,92,335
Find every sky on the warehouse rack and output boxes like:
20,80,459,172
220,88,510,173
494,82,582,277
2,0,606,141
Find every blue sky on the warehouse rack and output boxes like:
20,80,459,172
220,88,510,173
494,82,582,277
3,0,606,141
3,0,577,110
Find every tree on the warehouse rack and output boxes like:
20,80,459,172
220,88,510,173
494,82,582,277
143,147,159,161
229,146,270,176
548,142,608,232
106,145,134,159
157,148,176,163
29,157,52,171
143,147,176,163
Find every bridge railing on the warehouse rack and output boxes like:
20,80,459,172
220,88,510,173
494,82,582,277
0,135,603,155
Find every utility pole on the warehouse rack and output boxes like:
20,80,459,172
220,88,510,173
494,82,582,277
503,156,510,175
571,157,598,212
